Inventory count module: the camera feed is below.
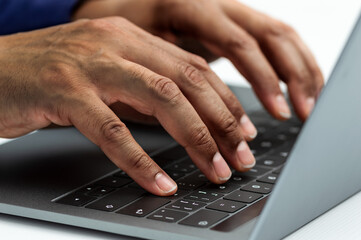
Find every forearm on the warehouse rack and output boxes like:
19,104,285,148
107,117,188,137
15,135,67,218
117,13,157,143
0,0,79,35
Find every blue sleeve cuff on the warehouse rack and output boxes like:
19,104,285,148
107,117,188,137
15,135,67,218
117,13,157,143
0,0,79,35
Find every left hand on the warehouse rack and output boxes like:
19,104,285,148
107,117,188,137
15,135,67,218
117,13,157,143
73,0,324,121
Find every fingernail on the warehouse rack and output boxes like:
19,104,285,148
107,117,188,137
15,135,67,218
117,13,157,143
306,97,315,115
237,141,256,168
276,94,291,119
240,114,257,139
213,152,232,181
155,172,177,193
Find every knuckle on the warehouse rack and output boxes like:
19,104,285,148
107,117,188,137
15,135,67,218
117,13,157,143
218,112,239,137
149,77,183,104
190,125,213,149
180,63,207,88
227,35,258,52
82,18,116,33
130,153,154,172
188,55,210,71
100,118,127,143
266,21,296,40
223,92,244,117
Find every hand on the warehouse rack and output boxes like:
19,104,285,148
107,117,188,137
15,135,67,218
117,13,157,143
73,0,324,121
0,17,256,196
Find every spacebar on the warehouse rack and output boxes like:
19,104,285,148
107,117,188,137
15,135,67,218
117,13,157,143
211,197,268,232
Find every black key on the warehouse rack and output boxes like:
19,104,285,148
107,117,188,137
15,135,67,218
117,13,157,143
148,209,188,223
86,188,145,212
242,182,273,194
250,148,269,157
166,171,186,180
212,197,268,232
273,167,283,174
127,182,143,189
228,174,255,186
166,199,206,212
179,209,228,228
75,185,98,195
56,193,96,207
176,179,205,190
185,190,223,203
96,176,132,188
271,150,289,160
166,159,197,173
113,171,130,179
257,173,278,184
224,190,262,203
185,170,208,182
117,196,170,217
200,182,239,194
88,186,115,197
163,190,188,200
233,166,269,177
206,199,246,213
249,138,283,153
256,156,285,168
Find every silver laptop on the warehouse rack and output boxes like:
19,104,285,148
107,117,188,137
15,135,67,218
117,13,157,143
1,13,360,240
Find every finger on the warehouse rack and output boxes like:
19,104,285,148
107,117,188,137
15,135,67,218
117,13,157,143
220,0,324,119
124,27,258,141
91,57,234,183
68,93,177,196
260,36,321,121
121,39,256,170
166,4,292,120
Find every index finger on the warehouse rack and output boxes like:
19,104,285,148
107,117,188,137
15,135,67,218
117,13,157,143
67,93,177,196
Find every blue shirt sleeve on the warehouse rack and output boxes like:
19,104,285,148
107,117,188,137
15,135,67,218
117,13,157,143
0,0,79,35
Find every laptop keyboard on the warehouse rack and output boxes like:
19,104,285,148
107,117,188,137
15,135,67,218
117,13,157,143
54,112,301,229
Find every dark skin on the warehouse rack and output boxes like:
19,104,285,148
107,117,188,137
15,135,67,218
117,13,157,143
0,0,323,196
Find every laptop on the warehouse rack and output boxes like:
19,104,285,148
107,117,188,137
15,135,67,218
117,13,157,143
1,13,361,240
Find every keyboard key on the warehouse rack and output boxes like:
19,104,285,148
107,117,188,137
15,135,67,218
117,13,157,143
127,182,143,189
166,159,197,173
166,171,186,180
56,193,96,207
117,196,170,217
257,173,278,184
75,185,98,195
200,182,239,194
96,176,132,188
166,199,206,212
179,209,228,228
148,209,189,223
224,190,262,203
256,157,285,168
212,197,268,232
161,190,188,200
242,182,273,194
113,170,130,179
176,179,205,190
86,188,145,212
185,170,208,182
88,186,115,197
206,199,246,213
273,167,283,174
185,190,223,203
228,174,255,186
233,166,269,177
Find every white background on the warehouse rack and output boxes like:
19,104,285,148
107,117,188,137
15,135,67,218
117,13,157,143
1,0,361,239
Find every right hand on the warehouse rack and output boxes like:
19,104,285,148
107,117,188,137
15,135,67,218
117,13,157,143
0,17,256,196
